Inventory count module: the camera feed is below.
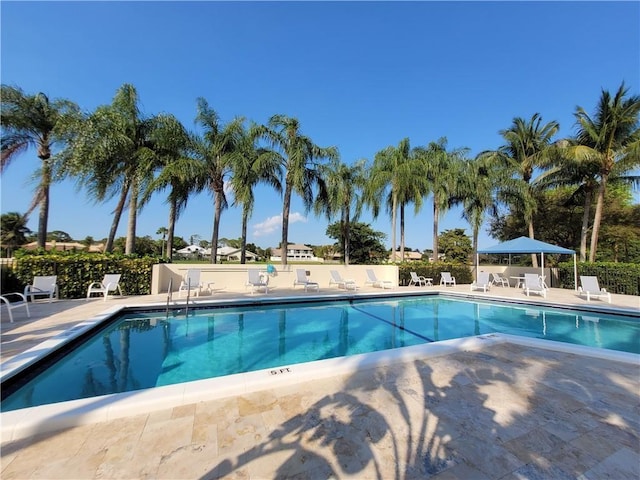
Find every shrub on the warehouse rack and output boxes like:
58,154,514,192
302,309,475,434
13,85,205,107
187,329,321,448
12,252,162,299
397,262,473,286
558,262,640,296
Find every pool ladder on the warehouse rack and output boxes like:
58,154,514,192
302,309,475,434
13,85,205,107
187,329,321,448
165,276,192,318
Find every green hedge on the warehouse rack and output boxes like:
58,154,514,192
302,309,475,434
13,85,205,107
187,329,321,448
558,262,640,296
397,262,473,286
10,254,160,299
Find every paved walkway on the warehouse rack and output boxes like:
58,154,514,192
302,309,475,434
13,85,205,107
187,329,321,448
1,286,639,479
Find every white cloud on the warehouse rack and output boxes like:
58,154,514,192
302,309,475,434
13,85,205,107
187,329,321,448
252,212,307,237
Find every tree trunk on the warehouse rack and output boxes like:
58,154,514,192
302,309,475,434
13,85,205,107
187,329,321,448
281,182,293,266
528,221,538,268
344,209,351,266
37,161,51,248
125,179,138,255
433,201,439,262
210,189,223,264
105,183,129,253
240,208,248,264
579,187,593,262
472,225,479,276
400,204,405,262
391,193,397,263
589,175,608,262
167,199,177,261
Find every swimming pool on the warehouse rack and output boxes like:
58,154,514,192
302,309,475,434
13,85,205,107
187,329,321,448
2,295,639,411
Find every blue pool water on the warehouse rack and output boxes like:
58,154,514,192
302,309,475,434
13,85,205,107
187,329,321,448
2,296,639,411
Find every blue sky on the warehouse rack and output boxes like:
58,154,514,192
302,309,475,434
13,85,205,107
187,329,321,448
2,1,639,251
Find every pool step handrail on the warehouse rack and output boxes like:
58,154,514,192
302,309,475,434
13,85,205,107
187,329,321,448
165,276,173,319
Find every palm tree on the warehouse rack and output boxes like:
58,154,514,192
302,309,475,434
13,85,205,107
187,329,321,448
456,154,523,267
156,227,168,257
414,137,468,262
1,85,80,247
366,138,426,262
259,115,338,266
229,124,282,264
62,84,159,253
0,212,31,256
141,114,199,261
315,158,366,266
573,83,640,262
488,114,560,266
193,98,245,264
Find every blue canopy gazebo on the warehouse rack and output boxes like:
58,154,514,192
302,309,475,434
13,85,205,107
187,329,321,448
477,236,577,290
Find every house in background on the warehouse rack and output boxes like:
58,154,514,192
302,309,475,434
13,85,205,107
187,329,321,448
389,251,424,262
203,246,259,262
270,243,323,262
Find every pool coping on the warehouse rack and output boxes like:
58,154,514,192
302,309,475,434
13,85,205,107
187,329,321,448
1,291,639,442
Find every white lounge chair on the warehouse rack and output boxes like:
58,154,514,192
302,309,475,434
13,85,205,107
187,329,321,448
293,269,319,292
579,276,611,303
524,273,546,298
87,274,123,301
409,271,430,287
470,272,491,292
491,273,509,287
329,270,358,290
440,272,456,287
0,292,31,322
246,268,269,294
179,269,204,298
365,269,393,289
24,275,58,303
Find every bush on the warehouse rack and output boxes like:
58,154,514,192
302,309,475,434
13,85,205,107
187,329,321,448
558,262,640,296
0,264,22,295
11,252,162,299
398,262,473,286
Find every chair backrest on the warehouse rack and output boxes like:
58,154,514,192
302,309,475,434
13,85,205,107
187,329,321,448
330,270,342,282
366,269,377,281
295,269,308,282
184,269,201,286
33,275,57,291
410,272,420,281
248,269,262,284
477,272,490,284
441,272,452,281
580,276,600,292
102,274,121,287
494,273,506,280
524,273,541,288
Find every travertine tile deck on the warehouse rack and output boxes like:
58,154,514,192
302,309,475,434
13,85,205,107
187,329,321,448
1,286,639,479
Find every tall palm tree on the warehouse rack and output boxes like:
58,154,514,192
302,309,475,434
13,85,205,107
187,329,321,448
1,85,79,247
0,212,31,256
193,98,245,264
315,158,366,266
259,114,338,266
366,138,426,262
62,84,159,253
488,114,560,266
456,153,523,267
573,83,640,262
229,125,283,264
414,137,468,262
141,114,199,261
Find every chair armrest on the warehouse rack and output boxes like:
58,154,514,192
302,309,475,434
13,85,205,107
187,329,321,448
1,292,28,303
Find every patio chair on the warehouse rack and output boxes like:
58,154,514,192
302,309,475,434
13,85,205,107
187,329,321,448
293,269,319,292
0,292,31,322
179,269,204,298
578,276,611,303
329,270,358,290
409,271,429,287
87,274,123,301
524,273,546,298
470,272,491,292
440,272,456,287
365,269,393,289
24,275,58,303
246,268,269,294
491,272,509,287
